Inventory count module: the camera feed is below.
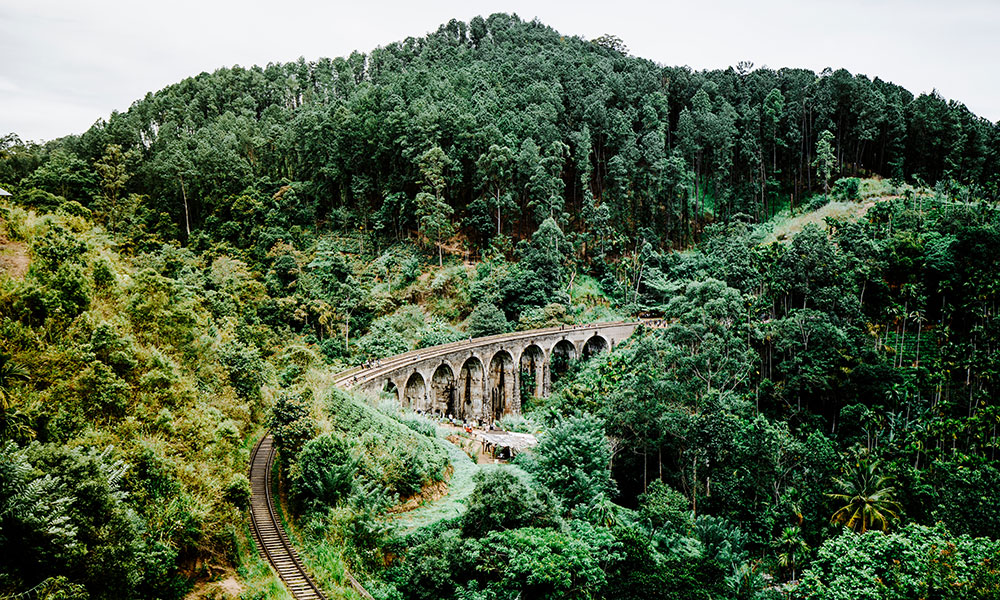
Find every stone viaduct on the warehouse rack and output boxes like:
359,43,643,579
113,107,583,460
335,321,641,425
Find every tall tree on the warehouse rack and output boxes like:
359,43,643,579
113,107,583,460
416,146,457,267
813,129,836,195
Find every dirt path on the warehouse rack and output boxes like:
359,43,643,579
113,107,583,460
0,235,29,279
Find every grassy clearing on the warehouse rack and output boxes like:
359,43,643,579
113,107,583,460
761,178,924,244
763,199,878,243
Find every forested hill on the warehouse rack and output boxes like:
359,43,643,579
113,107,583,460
5,12,1000,600
3,13,998,253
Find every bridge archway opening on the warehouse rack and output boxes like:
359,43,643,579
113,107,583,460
381,380,399,402
457,356,484,420
519,344,545,400
583,334,609,359
550,339,577,385
403,372,426,410
488,350,515,423
431,363,455,416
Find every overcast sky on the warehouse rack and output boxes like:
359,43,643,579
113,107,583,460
2,0,998,142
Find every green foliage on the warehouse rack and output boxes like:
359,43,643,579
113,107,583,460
813,130,836,194
461,468,561,537
517,302,572,330
222,473,251,510
638,480,691,532
291,433,357,513
356,312,410,359
323,389,447,497
829,458,903,533
415,319,464,349
527,413,616,510
3,13,1000,600
833,177,862,201
392,529,481,600
477,527,606,599
794,523,1000,600
398,412,438,437
218,341,265,402
269,391,317,460
0,353,29,412
0,442,185,600
465,302,509,338
928,457,1000,539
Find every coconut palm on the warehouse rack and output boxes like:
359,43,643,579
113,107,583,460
829,458,902,533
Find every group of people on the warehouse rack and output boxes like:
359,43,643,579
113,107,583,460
413,408,500,433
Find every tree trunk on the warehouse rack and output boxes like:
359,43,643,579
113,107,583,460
180,174,191,238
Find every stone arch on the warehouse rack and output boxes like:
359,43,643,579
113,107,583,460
583,334,609,359
488,350,516,423
430,363,456,416
457,356,485,420
381,379,399,402
550,339,577,384
403,372,426,410
519,344,545,400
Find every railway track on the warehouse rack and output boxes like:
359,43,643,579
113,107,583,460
333,320,635,390
248,435,327,600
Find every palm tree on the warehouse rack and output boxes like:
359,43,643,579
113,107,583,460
775,525,809,581
829,458,902,533
0,353,29,411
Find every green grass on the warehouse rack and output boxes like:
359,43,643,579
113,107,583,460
763,199,876,244
387,425,484,532
569,274,609,304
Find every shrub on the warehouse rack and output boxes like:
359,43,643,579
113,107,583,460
528,413,616,510
794,523,1000,600
291,434,357,512
833,177,861,200
466,302,509,338
269,391,317,461
399,413,438,437
461,468,561,537
218,341,265,402
222,473,251,510
478,527,605,599
638,480,692,532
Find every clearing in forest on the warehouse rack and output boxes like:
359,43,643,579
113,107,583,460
764,198,885,243
0,235,29,279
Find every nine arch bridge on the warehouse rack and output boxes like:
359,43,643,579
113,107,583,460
334,321,641,424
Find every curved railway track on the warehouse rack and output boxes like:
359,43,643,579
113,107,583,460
248,435,327,600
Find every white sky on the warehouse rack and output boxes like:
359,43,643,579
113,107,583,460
1,0,998,143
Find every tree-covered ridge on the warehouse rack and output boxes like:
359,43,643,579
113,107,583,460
3,14,998,258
